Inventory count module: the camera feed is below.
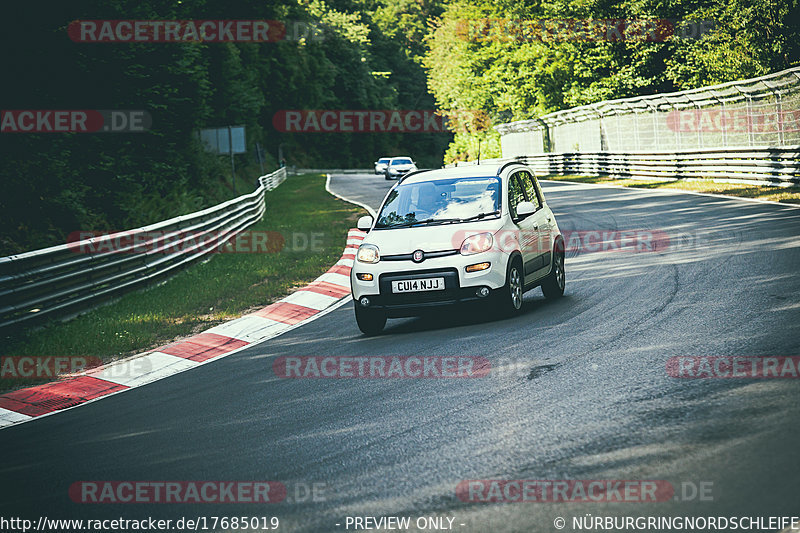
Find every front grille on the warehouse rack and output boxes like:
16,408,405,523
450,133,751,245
382,249,459,262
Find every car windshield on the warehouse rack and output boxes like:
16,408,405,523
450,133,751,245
391,158,412,165
378,158,390,164
375,176,501,228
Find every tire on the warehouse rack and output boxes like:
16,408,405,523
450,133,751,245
494,257,524,316
541,240,565,299
354,302,387,335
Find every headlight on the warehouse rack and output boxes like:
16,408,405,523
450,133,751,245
389,168,398,174
357,244,380,263
460,232,494,255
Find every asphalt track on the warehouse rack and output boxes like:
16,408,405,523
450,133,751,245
1,173,799,532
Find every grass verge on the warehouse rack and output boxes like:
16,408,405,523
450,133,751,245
0,174,365,393
544,175,800,205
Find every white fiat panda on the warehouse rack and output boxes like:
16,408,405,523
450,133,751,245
350,162,565,335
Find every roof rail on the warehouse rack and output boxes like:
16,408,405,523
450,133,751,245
496,160,522,176
398,169,433,183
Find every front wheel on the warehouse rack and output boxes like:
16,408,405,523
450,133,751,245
494,258,524,316
541,243,565,299
354,302,387,335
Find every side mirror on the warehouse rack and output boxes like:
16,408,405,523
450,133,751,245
357,215,374,231
516,201,536,218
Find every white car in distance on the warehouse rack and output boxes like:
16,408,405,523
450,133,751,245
350,162,565,335
385,157,417,180
374,157,391,175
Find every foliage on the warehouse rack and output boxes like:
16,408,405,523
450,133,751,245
3,0,796,252
1,0,449,253
424,0,800,161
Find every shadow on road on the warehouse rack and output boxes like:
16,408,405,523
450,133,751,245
377,294,576,336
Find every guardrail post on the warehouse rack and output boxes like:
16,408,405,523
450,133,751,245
761,79,787,147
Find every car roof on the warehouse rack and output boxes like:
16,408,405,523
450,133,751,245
399,163,527,185
389,156,413,160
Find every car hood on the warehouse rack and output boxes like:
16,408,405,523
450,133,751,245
364,219,503,255
389,164,414,171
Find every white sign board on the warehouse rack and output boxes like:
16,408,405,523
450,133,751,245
198,126,246,154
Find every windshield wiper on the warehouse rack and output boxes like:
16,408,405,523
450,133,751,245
411,217,463,226
380,217,462,228
378,211,499,228
459,210,500,222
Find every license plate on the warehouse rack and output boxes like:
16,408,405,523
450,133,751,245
391,277,445,293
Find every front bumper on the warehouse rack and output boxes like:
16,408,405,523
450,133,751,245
351,252,509,316
387,168,413,178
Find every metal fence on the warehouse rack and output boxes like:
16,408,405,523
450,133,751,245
0,167,287,332
447,146,800,185
497,67,800,155
293,168,367,175
518,148,800,184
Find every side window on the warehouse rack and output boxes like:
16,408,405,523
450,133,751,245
508,174,525,219
518,171,541,210
532,175,546,207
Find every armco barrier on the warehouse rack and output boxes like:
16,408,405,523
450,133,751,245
292,168,369,174
0,168,287,331
519,147,800,184
489,67,800,185
446,148,800,185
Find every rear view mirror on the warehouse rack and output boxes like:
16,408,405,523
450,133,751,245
357,215,374,231
516,201,536,218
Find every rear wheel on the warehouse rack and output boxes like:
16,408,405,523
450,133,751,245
354,302,387,335
494,257,524,316
541,241,565,299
